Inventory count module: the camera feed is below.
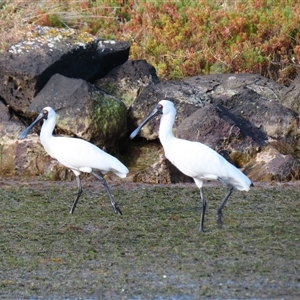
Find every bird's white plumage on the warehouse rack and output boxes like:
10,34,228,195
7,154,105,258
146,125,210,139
39,107,128,178
157,100,251,191
165,138,251,190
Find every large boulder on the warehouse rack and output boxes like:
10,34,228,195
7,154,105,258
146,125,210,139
214,88,300,146
182,73,286,101
27,73,127,149
244,146,300,181
281,75,300,113
0,100,62,177
0,102,23,176
176,103,266,166
94,59,160,108
0,25,130,114
132,153,193,184
127,80,210,140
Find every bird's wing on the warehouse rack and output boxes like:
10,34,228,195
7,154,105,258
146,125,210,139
47,137,128,176
165,138,251,190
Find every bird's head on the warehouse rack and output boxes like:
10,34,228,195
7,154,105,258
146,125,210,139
158,100,176,115
130,99,175,139
18,107,55,139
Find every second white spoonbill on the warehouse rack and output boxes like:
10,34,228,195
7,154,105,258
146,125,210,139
18,107,129,215
130,100,253,231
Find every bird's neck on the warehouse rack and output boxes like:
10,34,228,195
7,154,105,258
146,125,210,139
40,117,56,147
159,112,176,146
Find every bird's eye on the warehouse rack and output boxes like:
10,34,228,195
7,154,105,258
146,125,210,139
43,109,48,115
158,104,163,109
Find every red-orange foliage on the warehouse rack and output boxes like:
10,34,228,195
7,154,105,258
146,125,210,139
28,0,300,84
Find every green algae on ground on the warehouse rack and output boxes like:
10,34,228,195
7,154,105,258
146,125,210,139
0,182,299,299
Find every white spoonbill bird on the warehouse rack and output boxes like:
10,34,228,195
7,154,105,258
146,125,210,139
18,107,129,215
130,100,253,231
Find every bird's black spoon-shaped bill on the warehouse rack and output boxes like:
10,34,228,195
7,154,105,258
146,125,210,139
18,112,45,139
130,125,144,140
130,106,160,139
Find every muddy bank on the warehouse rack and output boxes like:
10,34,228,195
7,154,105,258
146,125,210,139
0,180,299,299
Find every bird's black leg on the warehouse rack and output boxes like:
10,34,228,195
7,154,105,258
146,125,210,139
91,171,122,215
70,175,83,214
199,187,207,232
216,179,234,228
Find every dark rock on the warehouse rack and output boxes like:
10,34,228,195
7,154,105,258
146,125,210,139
0,26,129,113
127,80,210,138
218,88,300,144
176,104,266,166
26,73,127,149
132,154,193,184
0,101,10,122
281,75,300,113
0,101,24,176
94,60,160,108
14,137,49,176
244,146,300,181
183,73,287,102
14,137,72,180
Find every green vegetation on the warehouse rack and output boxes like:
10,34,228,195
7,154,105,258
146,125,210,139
1,0,299,84
0,181,299,298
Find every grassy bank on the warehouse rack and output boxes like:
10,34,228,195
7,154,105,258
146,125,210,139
0,181,299,299
0,0,300,83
